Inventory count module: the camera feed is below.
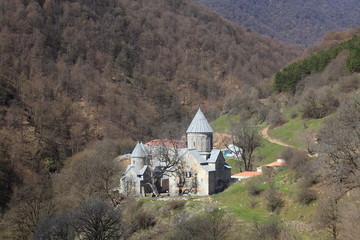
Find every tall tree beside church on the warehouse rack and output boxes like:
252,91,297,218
226,120,261,171
147,140,184,197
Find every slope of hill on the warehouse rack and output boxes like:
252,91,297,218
0,0,301,213
0,0,300,157
195,0,360,47
274,35,360,93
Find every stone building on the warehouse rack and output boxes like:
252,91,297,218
119,108,231,196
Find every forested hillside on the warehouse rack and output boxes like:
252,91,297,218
0,0,300,218
195,0,360,47
274,35,360,93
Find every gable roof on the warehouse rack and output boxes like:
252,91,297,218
123,165,148,177
207,149,222,163
186,108,214,133
189,149,206,164
131,142,147,158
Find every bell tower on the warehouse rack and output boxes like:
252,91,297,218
186,108,213,159
131,142,147,170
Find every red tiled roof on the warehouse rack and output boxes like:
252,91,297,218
232,171,262,177
265,161,286,167
256,160,286,169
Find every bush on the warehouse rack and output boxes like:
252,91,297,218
339,74,360,93
297,187,317,205
264,187,284,212
301,88,339,119
286,151,310,172
267,106,285,128
290,111,298,119
160,200,186,216
280,148,294,162
168,208,235,240
249,198,258,209
123,201,157,232
249,216,297,240
246,179,263,196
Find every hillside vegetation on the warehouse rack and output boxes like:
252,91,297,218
0,0,301,234
0,0,300,162
274,35,360,93
1,1,360,239
195,0,360,47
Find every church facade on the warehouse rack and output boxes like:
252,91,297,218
119,108,231,196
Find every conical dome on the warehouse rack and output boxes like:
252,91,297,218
131,142,147,158
186,108,213,133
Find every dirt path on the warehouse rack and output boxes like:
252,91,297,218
260,127,296,149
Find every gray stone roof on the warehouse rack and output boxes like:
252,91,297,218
189,149,206,164
207,149,221,163
123,165,148,178
131,142,147,158
186,108,214,133
201,164,216,172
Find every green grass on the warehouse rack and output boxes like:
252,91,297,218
211,115,239,132
212,169,317,239
212,180,268,222
268,115,326,149
225,158,241,174
256,138,286,165
225,138,284,173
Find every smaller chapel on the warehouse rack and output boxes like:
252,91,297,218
119,108,231,196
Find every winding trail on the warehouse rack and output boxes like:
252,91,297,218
260,127,296,149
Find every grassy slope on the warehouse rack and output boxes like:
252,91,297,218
268,106,327,149
211,115,240,132
211,116,286,171
208,113,326,238
212,170,318,239
132,111,327,239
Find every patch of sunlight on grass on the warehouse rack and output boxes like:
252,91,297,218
211,115,240,132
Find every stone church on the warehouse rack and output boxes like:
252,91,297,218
119,108,231,196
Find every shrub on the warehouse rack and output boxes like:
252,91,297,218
290,111,298,119
166,200,186,211
267,104,285,128
297,187,317,205
246,178,263,196
264,187,284,212
249,216,297,240
301,88,339,119
249,198,258,209
286,151,310,172
339,74,360,93
280,148,294,162
168,208,235,240
123,201,157,232
160,200,186,216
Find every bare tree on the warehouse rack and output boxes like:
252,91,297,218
225,120,262,171
249,216,298,240
34,213,75,240
297,129,317,155
313,190,342,240
318,93,360,194
147,139,184,196
7,174,55,239
168,207,235,240
340,189,360,239
72,199,124,240
35,199,125,240
54,139,122,208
